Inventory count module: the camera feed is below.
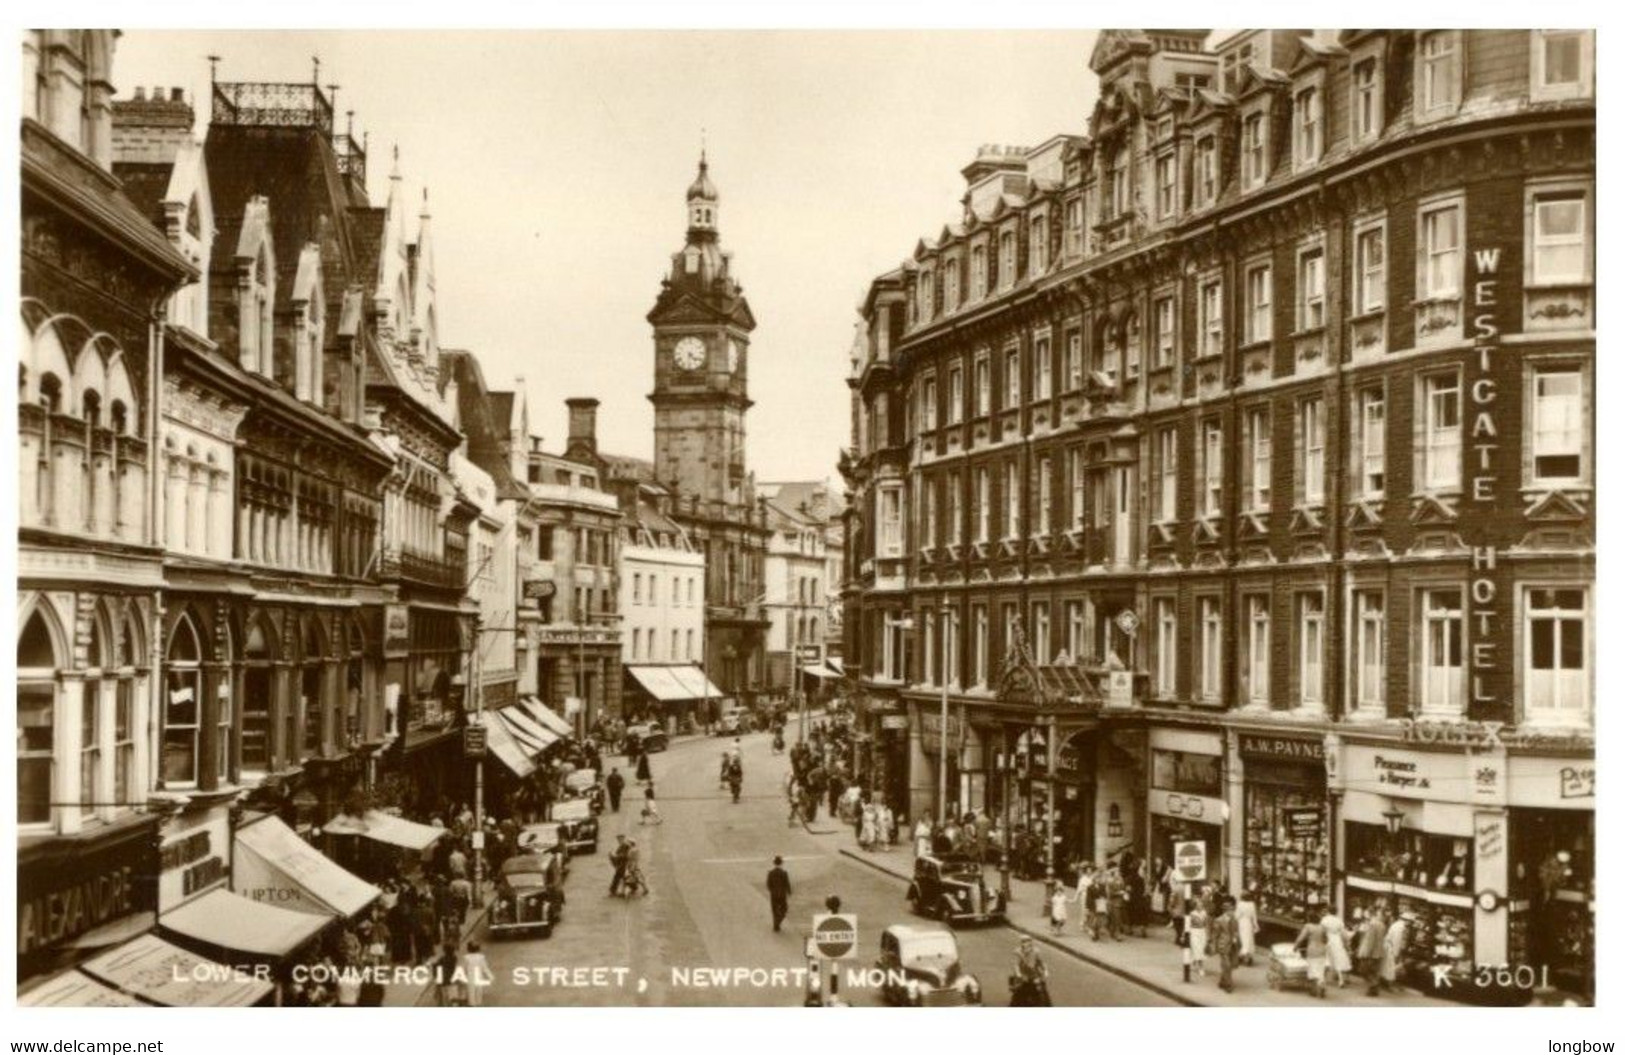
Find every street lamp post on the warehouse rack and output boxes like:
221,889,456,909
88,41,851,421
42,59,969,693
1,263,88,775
938,601,952,827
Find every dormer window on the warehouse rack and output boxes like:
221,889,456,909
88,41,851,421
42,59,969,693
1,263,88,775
241,245,274,376
1195,136,1218,206
1531,30,1593,101
1242,112,1267,188
1418,31,1462,117
1029,213,1048,274
1352,56,1383,141
918,268,935,320
970,244,987,301
1294,86,1322,166
998,230,1016,290
1155,153,1177,220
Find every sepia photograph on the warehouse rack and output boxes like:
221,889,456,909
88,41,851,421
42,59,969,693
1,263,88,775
11,13,1599,1024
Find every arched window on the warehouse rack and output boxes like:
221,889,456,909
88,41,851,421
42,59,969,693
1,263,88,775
241,617,274,777
18,608,59,825
163,615,203,786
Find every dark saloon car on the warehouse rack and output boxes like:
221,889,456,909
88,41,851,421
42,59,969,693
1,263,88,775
877,925,982,1006
906,853,1006,926
549,797,600,855
490,853,563,938
624,722,669,754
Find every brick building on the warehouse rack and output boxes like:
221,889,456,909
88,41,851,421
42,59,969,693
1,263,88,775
844,29,1593,998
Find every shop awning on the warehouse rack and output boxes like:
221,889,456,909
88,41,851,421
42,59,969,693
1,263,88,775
161,888,327,959
665,666,726,701
801,663,842,679
826,657,844,674
481,712,536,778
626,665,693,703
498,704,560,753
234,815,380,917
324,809,445,851
19,970,142,1007
516,695,574,738
80,933,273,1007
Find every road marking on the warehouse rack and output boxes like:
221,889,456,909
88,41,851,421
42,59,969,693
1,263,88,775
698,854,824,865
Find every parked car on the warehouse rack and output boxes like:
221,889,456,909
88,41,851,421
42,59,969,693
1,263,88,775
906,854,1006,926
516,824,572,880
489,853,563,938
549,797,600,855
624,722,668,753
876,925,981,1006
562,767,605,813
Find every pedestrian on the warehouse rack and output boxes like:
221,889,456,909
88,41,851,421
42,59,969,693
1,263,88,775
1381,911,1410,993
434,942,466,1007
463,941,490,1008
1168,880,1188,946
641,782,662,824
635,748,652,784
448,843,468,881
1235,888,1259,966
1294,915,1330,998
606,767,626,813
1321,907,1353,987
1356,907,1388,995
767,855,793,932
1212,897,1240,993
608,835,629,895
1185,896,1210,979
878,802,895,850
914,817,932,858
1048,879,1070,935
1074,865,1095,936
1106,868,1126,941
449,873,473,930
859,802,877,851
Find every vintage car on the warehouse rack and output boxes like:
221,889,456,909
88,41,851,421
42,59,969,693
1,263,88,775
562,768,606,813
906,853,1006,926
549,796,600,855
624,722,669,754
489,853,563,938
516,824,572,879
876,925,982,1006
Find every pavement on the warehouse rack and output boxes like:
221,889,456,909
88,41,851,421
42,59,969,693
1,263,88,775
838,847,1461,1008
421,725,1175,1006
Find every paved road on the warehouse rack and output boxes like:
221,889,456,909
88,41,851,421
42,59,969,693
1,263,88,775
471,730,1175,1007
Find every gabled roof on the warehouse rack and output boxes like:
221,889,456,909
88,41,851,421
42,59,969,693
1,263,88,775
1236,62,1291,100
442,348,529,502
1290,38,1349,74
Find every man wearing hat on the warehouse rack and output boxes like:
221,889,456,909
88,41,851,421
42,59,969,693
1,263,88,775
766,855,792,932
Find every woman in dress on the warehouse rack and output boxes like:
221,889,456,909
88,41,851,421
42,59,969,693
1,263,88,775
1048,880,1071,935
859,802,878,851
1184,896,1210,978
1294,917,1330,998
1235,888,1260,966
1320,907,1354,987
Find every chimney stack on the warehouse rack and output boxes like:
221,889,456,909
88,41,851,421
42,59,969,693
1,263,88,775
566,397,599,454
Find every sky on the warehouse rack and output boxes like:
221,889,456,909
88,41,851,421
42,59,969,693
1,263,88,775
115,30,1101,482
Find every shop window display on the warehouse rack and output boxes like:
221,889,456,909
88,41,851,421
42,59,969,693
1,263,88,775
1510,809,1593,996
1243,776,1328,924
1345,822,1472,892
1344,889,1474,984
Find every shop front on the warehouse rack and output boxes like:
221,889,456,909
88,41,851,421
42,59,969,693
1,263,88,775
1147,728,1225,893
1505,750,1594,999
1237,730,1330,928
1335,741,1478,992
868,705,910,811
379,606,472,815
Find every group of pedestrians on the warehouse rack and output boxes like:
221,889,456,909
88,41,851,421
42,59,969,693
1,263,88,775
1045,854,1153,941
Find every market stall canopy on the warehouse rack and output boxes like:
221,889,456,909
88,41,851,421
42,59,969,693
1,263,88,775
517,695,574,738
80,933,273,1007
324,809,446,851
234,815,380,917
19,969,141,1007
481,712,537,778
161,887,327,958
497,702,560,753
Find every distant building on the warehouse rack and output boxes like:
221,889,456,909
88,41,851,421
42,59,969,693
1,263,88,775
758,481,845,696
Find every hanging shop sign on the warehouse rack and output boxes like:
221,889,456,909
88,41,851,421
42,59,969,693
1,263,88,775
1466,246,1507,709
1283,807,1324,841
157,815,229,911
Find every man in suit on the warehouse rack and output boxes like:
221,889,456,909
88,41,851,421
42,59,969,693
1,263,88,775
767,856,793,932
1356,906,1389,995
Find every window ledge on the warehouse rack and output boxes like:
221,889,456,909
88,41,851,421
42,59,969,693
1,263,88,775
1292,325,1328,340
1192,352,1224,365
1239,338,1271,353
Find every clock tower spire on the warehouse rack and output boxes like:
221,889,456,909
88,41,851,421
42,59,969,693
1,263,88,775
648,153,757,508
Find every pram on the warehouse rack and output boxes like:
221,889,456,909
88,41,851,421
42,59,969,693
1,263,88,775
1266,941,1313,992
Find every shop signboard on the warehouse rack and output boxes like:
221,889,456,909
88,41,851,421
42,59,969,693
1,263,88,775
881,714,909,731
1106,670,1134,708
18,824,156,972
1283,807,1323,841
919,711,964,757
463,725,487,759
157,814,229,911
1149,788,1226,824
1238,732,1325,763
1172,840,1207,883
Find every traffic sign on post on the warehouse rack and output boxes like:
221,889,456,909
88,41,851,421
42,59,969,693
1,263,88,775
1172,839,1207,884
811,913,857,960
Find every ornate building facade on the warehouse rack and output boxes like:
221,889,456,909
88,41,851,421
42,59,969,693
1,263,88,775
845,29,1594,998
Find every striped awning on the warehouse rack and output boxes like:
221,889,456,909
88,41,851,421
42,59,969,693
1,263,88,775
516,696,574,738
498,703,559,753
482,714,536,778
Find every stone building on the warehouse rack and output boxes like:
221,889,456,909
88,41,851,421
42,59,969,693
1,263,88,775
845,29,1593,998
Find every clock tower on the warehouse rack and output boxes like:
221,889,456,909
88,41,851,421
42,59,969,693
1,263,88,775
648,153,757,508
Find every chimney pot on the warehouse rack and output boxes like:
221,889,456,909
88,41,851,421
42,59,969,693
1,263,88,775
565,397,599,454
171,87,185,102
133,86,146,101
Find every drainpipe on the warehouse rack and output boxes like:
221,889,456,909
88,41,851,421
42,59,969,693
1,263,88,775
147,303,166,804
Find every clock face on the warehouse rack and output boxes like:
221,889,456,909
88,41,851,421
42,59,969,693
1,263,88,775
673,337,706,371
